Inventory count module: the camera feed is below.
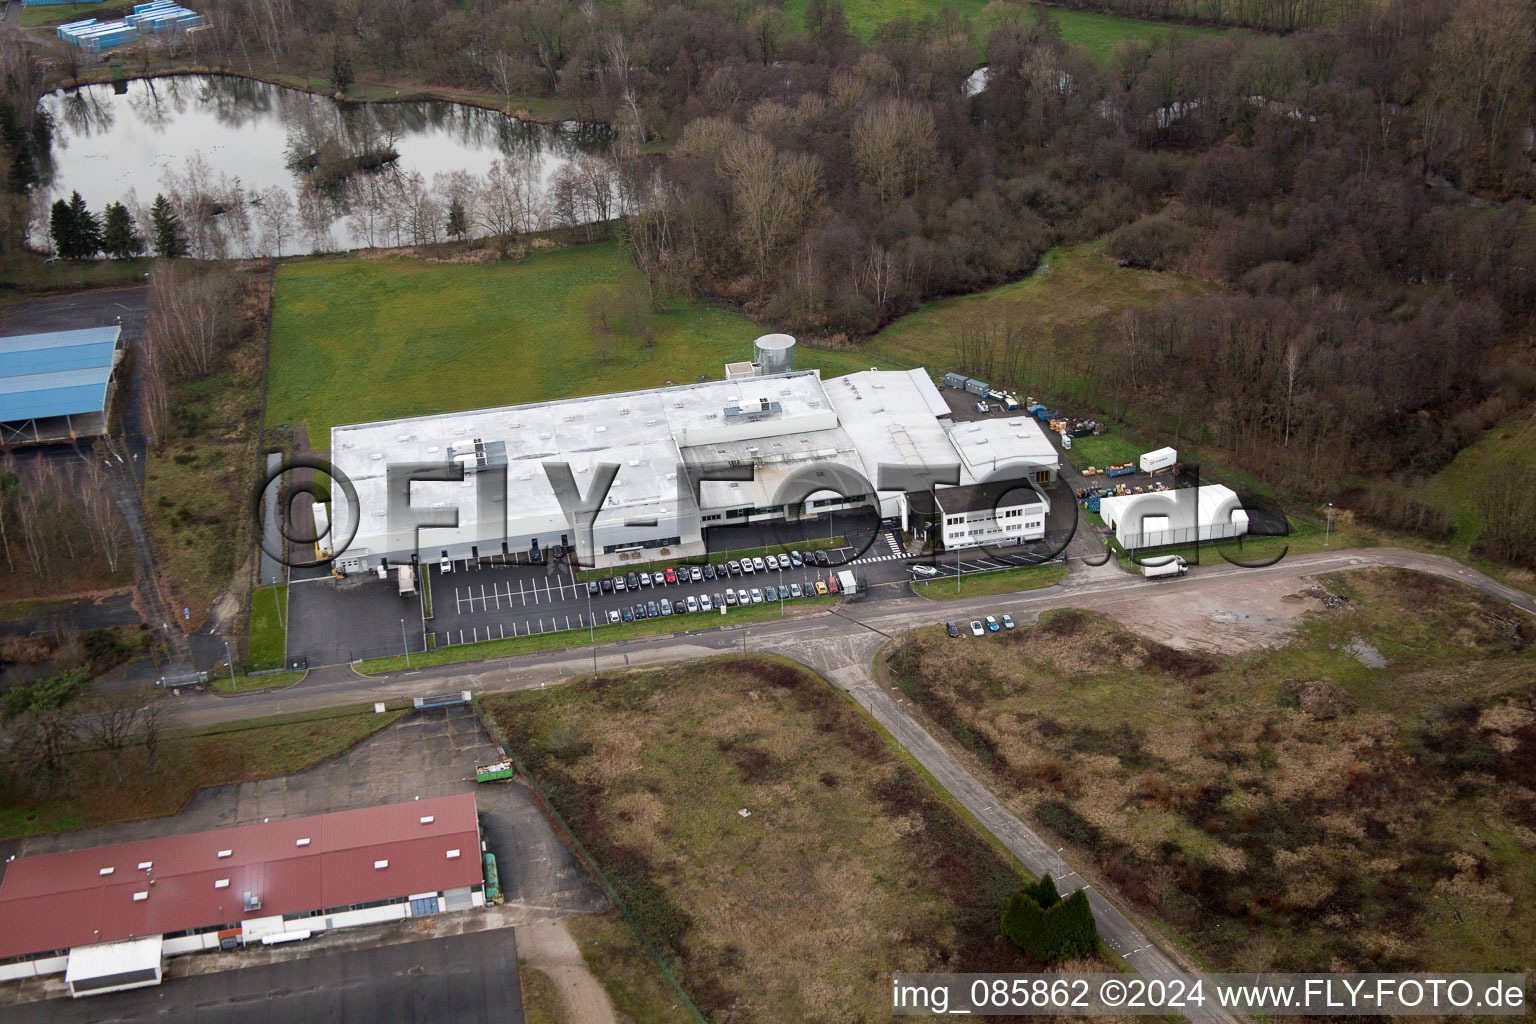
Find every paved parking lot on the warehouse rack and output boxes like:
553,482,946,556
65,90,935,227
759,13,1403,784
287,571,428,665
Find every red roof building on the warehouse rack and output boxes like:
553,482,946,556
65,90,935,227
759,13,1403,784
0,793,483,962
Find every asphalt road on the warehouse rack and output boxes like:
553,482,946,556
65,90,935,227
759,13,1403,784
6,928,525,1024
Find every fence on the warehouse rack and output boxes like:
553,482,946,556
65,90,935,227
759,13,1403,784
1120,520,1247,551
470,696,706,1024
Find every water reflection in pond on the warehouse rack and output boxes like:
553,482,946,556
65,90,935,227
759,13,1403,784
38,75,620,256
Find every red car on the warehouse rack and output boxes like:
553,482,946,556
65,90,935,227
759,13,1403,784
827,576,840,592
664,567,677,584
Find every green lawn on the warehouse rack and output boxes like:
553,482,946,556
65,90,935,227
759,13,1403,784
911,561,1067,599
1063,430,1144,471
266,241,884,440
781,0,1222,61
210,669,306,693
1420,407,1536,549
357,596,836,674
246,584,288,671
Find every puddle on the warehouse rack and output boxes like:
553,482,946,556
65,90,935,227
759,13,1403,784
1343,636,1386,668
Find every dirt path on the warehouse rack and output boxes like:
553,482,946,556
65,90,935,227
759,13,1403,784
514,919,617,1024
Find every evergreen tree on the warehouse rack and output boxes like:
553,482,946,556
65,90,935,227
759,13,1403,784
445,197,468,242
1000,875,1098,962
101,201,144,259
49,197,76,259
67,191,102,259
150,194,186,258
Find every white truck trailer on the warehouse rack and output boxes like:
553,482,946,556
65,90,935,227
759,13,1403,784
1141,556,1187,579
396,564,417,596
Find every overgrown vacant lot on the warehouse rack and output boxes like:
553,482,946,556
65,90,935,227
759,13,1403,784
485,657,1055,1021
266,242,882,440
885,568,1536,973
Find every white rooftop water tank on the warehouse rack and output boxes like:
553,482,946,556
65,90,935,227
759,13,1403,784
753,334,796,376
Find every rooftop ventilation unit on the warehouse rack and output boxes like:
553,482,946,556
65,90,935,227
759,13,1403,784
243,892,262,912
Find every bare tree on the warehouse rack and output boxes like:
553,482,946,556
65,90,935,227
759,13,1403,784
81,460,126,575
255,186,295,257
83,690,145,786
718,135,823,289
851,98,938,204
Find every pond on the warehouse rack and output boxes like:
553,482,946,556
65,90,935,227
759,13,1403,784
37,75,618,256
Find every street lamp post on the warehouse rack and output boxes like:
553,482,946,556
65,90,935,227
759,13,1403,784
1056,846,1064,882
224,638,236,691
272,579,285,631
778,564,784,616
400,618,410,668
892,693,905,748
1324,502,1333,547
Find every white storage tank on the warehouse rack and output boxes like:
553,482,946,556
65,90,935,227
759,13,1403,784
753,334,796,375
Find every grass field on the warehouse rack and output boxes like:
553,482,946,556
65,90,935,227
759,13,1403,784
518,961,571,1024
1420,407,1536,551
357,596,835,674
0,703,407,839
781,0,1222,61
884,568,1536,973
564,912,696,1024
246,583,288,671
266,241,884,440
861,243,1212,387
19,0,132,25
912,562,1067,599
484,656,1065,1021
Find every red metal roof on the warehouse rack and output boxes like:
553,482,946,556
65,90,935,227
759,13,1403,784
0,794,482,960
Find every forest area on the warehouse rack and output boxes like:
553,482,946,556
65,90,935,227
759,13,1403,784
2,0,1535,563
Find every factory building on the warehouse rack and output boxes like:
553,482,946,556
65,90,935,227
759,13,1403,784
0,795,484,995
904,479,1049,550
325,363,1059,572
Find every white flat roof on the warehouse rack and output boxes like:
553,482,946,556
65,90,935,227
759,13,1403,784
66,936,162,982
944,416,1058,477
823,371,978,490
1097,484,1242,530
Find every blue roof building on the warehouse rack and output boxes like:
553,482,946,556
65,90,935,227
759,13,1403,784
0,326,123,446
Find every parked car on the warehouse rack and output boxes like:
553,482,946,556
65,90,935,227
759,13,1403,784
750,588,763,604
660,599,672,615
686,595,699,612
626,572,639,589
601,577,614,593
814,581,828,596
814,550,830,567
713,592,726,609
737,589,750,605
690,566,703,582
789,583,802,598
1002,614,1015,630
827,576,840,593
947,621,961,637
728,560,743,576
717,563,731,578
664,567,677,584
647,601,659,617
614,575,626,593
639,572,652,588
587,580,600,595
700,595,713,611
440,556,454,574
622,606,635,622
725,590,738,606
790,551,804,568
703,564,716,580
970,620,985,636
633,604,646,619
985,615,1000,632
911,564,940,577
752,557,766,572
766,554,780,571
740,559,754,575
763,586,777,601
608,609,621,624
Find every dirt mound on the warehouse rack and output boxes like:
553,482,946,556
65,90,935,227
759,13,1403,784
1279,679,1358,720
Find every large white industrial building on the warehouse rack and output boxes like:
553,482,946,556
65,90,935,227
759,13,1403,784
325,357,1060,572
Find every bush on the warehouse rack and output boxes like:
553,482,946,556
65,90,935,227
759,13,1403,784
1105,215,1194,270
1000,874,1099,961
1035,800,1105,851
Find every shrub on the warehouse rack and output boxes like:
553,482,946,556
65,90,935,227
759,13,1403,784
1000,874,1099,961
1105,215,1194,270
1036,800,1104,851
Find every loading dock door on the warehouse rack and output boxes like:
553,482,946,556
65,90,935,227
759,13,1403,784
409,896,440,917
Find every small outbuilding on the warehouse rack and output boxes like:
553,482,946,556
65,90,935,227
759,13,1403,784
64,936,163,998
1097,484,1250,550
